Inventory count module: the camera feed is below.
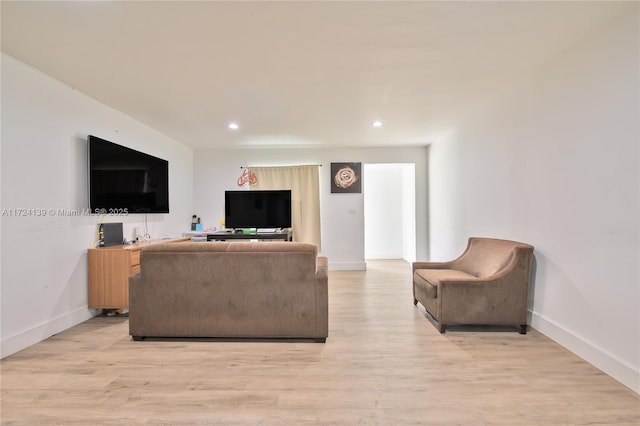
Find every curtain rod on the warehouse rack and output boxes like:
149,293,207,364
240,164,322,169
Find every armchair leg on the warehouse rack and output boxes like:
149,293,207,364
438,323,446,334
413,298,418,305
519,325,527,335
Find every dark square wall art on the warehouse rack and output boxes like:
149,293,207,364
331,162,362,193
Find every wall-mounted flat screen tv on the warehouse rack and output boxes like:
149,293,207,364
225,190,292,229
88,135,169,213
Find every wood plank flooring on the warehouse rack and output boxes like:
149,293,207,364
1,260,638,425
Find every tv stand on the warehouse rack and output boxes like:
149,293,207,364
206,230,292,242
87,237,189,312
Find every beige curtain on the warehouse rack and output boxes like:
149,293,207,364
248,165,321,250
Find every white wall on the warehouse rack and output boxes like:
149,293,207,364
401,164,417,262
1,55,194,357
193,147,428,270
428,11,639,392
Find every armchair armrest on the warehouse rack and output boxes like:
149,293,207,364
412,261,456,271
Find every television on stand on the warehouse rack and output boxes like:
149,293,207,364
224,190,292,231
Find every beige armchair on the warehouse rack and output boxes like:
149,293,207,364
413,237,534,334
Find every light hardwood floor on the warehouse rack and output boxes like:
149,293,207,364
1,260,638,425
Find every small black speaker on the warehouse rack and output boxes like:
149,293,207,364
99,223,124,247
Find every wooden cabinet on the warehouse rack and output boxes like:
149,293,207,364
87,238,189,311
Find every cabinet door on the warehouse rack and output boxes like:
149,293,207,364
88,250,130,309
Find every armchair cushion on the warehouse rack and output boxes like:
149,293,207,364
414,269,477,298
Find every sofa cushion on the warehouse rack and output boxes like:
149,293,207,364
413,269,478,298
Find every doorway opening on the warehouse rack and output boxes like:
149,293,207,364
364,163,416,262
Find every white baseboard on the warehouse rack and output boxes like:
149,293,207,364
1,307,95,359
329,261,367,271
530,310,639,394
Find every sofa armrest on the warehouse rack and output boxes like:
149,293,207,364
128,273,141,304
315,256,329,338
128,273,142,334
316,256,328,278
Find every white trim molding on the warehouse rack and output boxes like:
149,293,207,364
531,310,639,394
1,308,95,359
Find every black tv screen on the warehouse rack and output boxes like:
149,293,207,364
88,135,169,213
225,190,292,229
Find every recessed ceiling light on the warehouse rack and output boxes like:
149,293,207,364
228,122,240,130
371,120,384,128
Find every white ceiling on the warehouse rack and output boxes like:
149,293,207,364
1,1,633,149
